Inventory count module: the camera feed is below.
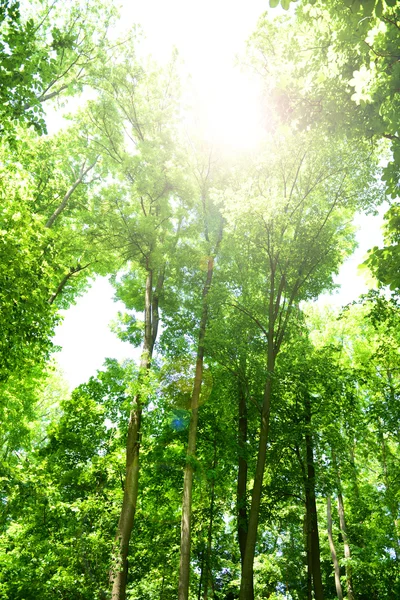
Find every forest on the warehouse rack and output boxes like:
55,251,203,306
1,0,400,598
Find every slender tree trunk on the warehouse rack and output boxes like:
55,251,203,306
203,435,217,600
160,567,166,600
198,548,205,600
332,450,354,600
110,270,158,600
380,424,400,558
327,496,343,600
178,255,215,600
337,492,354,600
237,380,249,567
304,394,324,600
304,512,313,600
239,286,275,600
348,441,361,506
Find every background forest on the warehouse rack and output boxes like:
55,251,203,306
1,0,400,599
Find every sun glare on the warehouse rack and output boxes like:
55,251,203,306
199,71,264,152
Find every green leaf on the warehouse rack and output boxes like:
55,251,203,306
281,0,291,8
269,0,280,7
362,0,376,15
374,0,383,16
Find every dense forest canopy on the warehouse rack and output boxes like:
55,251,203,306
1,1,399,599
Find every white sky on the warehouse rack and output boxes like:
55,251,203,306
53,0,385,389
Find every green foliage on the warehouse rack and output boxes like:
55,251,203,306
365,205,400,291
0,174,57,381
0,0,117,137
1,3,400,599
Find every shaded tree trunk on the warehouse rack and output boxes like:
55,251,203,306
203,435,217,600
110,268,163,600
237,380,250,571
327,496,343,600
239,284,276,600
337,491,354,600
178,254,216,600
304,394,324,600
332,450,354,600
198,547,205,600
379,422,400,559
304,512,313,600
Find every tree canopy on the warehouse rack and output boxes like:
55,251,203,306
0,1,399,600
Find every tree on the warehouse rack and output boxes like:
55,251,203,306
265,0,400,294
177,158,223,600
216,131,380,599
77,48,192,599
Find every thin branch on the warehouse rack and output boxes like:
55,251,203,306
48,262,92,304
227,302,268,338
45,159,98,228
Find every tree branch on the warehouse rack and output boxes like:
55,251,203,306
45,159,98,228
48,262,92,304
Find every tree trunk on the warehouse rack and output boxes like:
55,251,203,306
237,380,249,568
304,512,313,600
380,423,400,559
332,450,354,600
198,547,205,600
327,496,343,600
239,279,276,600
304,394,324,600
337,492,354,600
110,270,158,600
178,255,215,600
203,435,217,600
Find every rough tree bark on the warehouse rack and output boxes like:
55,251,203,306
327,496,343,600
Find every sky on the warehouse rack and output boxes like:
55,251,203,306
52,0,385,389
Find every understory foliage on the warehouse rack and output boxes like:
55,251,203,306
1,1,400,600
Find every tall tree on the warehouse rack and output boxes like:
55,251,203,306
217,132,380,599
79,48,191,599
178,148,224,600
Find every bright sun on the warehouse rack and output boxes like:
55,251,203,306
200,70,264,151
